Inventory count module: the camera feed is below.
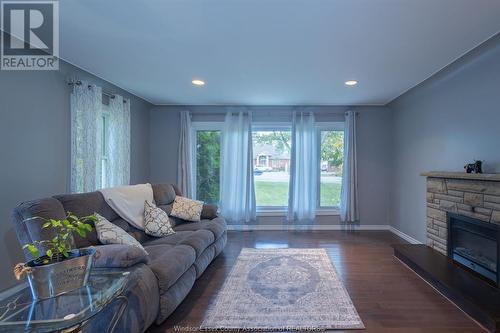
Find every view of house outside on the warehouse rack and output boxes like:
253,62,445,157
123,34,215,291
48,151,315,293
252,130,343,207
194,129,344,208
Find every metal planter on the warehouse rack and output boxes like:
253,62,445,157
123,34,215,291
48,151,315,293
26,248,96,300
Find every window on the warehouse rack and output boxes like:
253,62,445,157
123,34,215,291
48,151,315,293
190,121,344,214
319,128,344,208
70,84,130,193
192,123,222,204
252,128,292,208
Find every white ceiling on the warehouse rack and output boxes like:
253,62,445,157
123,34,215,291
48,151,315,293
60,0,500,105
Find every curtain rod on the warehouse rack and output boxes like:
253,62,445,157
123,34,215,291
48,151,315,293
67,80,127,103
187,111,355,116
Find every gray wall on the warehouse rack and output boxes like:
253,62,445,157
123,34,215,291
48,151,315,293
0,61,152,290
389,34,500,242
150,105,393,227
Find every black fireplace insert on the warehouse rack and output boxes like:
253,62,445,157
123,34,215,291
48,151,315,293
447,213,500,286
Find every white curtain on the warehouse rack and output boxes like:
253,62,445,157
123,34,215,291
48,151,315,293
106,95,131,188
340,111,359,223
220,111,256,222
287,112,318,221
70,82,103,193
178,111,194,198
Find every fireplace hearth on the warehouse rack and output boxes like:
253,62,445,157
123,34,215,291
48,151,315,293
393,172,500,332
448,213,500,286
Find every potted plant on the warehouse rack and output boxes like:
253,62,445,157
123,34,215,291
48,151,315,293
14,212,97,299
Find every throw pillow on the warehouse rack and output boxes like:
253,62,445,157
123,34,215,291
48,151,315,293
170,196,203,222
94,214,147,253
144,201,176,237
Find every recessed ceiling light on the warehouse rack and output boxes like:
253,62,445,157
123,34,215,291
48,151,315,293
345,80,358,86
192,79,205,86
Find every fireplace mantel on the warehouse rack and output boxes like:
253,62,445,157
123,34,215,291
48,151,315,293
422,171,500,182
421,171,500,255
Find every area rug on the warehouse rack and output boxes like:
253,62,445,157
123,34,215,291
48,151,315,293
201,248,364,331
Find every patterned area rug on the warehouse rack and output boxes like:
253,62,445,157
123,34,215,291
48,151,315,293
201,248,364,331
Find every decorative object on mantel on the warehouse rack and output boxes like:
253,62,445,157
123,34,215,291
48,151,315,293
14,212,97,300
464,160,483,174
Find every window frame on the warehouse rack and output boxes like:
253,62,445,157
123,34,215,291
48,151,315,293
190,121,224,202
316,122,345,214
252,122,292,213
190,120,344,217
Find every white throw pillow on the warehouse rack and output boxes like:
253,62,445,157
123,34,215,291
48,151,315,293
144,201,176,237
170,196,203,222
99,183,154,230
94,214,147,253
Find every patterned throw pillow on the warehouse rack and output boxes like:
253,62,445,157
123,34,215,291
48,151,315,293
94,214,147,253
144,201,176,237
170,196,204,222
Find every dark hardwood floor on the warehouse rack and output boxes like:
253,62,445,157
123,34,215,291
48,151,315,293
147,231,486,333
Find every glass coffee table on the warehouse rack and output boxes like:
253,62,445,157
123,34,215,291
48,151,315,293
0,270,130,333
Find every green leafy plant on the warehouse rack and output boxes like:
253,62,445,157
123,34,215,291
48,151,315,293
196,130,221,204
23,212,96,264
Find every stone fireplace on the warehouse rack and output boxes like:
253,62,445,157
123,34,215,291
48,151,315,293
423,171,500,256
392,172,500,330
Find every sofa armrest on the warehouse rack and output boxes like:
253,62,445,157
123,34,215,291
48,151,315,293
201,204,218,220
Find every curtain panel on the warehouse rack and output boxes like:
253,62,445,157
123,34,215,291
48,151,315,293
287,112,318,221
71,81,131,193
220,111,256,223
340,111,359,223
178,111,194,198
106,95,131,188
70,82,103,193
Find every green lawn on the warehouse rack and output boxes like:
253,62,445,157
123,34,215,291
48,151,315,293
255,181,341,207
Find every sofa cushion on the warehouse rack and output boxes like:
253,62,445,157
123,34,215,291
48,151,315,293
143,230,215,257
145,244,196,293
172,184,182,196
143,231,195,246
89,244,149,268
201,204,218,220
152,184,176,205
156,266,197,324
54,191,119,221
193,244,216,278
143,243,175,258
11,198,68,260
178,229,214,256
110,218,152,244
173,217,227,240
54,191,118,247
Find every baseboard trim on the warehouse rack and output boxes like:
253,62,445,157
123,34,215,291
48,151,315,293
226,224,391,231
226,224,423,244
389,226,422,244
